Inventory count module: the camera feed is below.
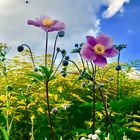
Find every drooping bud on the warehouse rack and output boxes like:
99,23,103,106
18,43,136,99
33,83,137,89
52,108,58,114
58,30,65,37
62,60,69,66
64,56,70,60
17,45,24,52
115,65,122,71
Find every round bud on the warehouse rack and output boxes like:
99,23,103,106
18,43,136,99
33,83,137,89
74,43,78,47
61,49,66,55
98,83,104,88
62,73,67,77
52,108,58,114
6,85,13,91
34,67,38,72
58,30,65,37
115,65,122,71
81,82,86,87
65,56,70,60
17,45,24,52
62,60,69,66
80,42,84,47
56,47,60,52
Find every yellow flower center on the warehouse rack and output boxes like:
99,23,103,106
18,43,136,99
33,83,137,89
94,44,105,55
42,18,54,27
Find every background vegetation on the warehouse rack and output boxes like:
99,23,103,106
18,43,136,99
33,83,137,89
0,43,140,140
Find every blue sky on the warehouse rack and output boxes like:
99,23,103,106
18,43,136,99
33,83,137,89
98,0,140,63
0,0,139,64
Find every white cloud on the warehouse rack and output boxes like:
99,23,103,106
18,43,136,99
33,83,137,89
0,0,101,57
0,0,130,58
102,0,130,18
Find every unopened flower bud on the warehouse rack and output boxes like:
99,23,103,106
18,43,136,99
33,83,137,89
61,49,66,56
74,43,78,47
65,56,70,60
80,42,84,47
62,73,67,77
56,47,60,52
98,83,104,88
6,85,13,91
62,60,69,66
34,67,38,72
58,30,65,37
115,65,122,71
17,45,24,52
81,82,86,87
52,108,58,114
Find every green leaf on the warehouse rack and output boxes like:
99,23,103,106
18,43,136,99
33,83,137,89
0,127,9,140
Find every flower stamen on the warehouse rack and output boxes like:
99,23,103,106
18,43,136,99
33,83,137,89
94,44,105,55
42,18,54,27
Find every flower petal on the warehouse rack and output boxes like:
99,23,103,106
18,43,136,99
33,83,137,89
103,47,119,58
96,34,113,49
93,55,107,67
80,44,96,61
47,21,65,32
27,20,41,27
86,36,97,46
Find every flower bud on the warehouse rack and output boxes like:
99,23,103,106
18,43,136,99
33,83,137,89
62,73,67,77
81,82,86,87
6,85,13,91
61,49,66,56
115,65,122,71
17,45,24,52
65,56,70,60
74,43,78,47
58,30,65,37
56,47,60,52
52,108,58,114
62,60,69,66
34,67,38,72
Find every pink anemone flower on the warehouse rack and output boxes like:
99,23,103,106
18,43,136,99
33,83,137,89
27,16,65,32
80,34,119,67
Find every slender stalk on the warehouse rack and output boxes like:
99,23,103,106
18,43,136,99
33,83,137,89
79,53,86,70
45,81,54,140
44,32,54,140
50,35,59,70
116,50,121,98
51,55,65,78
68,60,81,74
45,32,48,67
99,87,117,140
21,44,36,69
91,62,96,133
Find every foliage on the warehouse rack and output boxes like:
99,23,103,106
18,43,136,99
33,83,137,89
0,51,140,139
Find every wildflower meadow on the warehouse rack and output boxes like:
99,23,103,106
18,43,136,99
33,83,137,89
0,11,140,140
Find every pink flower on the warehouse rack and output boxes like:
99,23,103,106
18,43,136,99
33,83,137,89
80,34,119,67
27,16,65,32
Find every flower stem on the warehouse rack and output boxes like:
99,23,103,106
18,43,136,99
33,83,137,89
99,87,117,140
45,32,48,67
91,62,96,133
50,35,58,70
116,50,121,98
44,32,54,140
45,81,54,140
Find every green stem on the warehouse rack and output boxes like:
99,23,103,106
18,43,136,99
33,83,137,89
50,35,58,70
91,62,96,133
45,32,48,67
99,87,117,140
45,81,54,140
116,50,121,98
